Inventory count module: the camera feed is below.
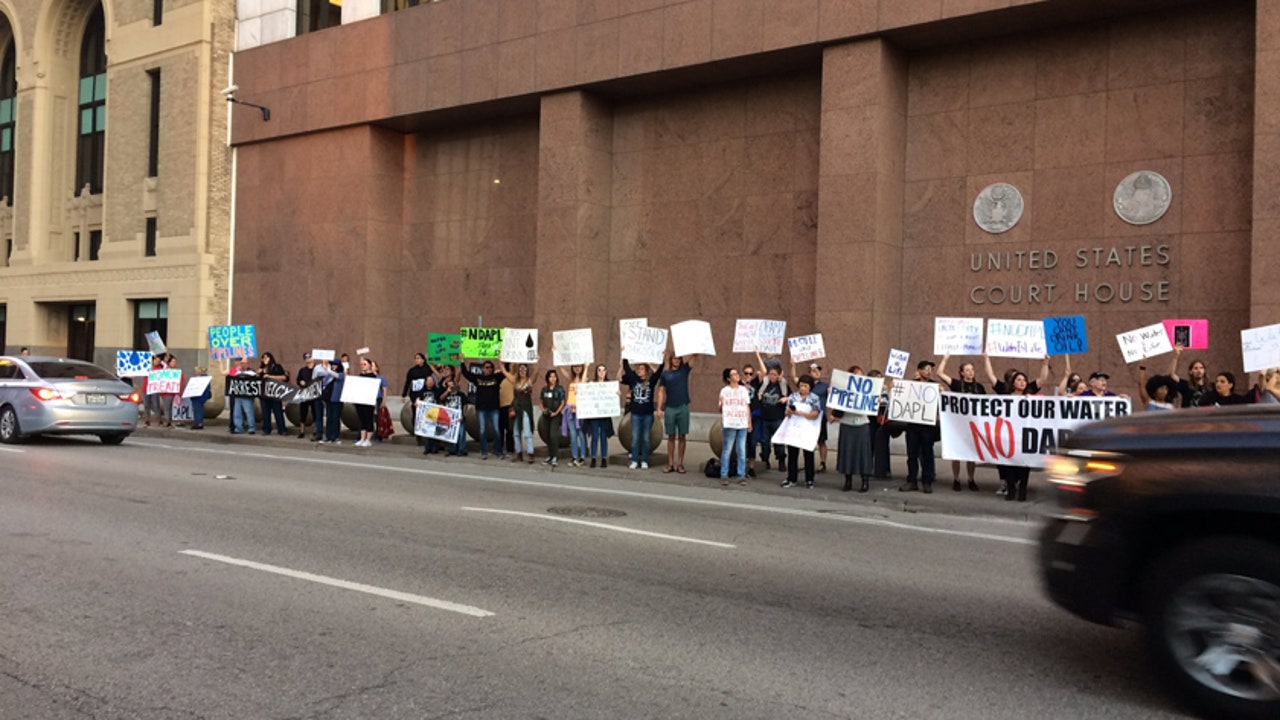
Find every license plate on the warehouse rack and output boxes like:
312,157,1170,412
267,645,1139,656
85,394,107,405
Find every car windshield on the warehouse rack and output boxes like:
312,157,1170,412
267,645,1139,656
26,361,118,381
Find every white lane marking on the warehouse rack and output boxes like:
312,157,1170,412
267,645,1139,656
0,446,25,453
132,441,1034,546
179,549,494,618
462,507,736,549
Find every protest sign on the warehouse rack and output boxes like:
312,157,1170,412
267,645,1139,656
771,405,820,452
733,319,762,353
459,327,503,359
553,328,594,366
225,375,263,398
1043,315,1089,356
501,328,538,363
885,349,910,379
311,349,335,362
576,381,622,419
827,370,883,416
621,319,668,365
939,393,1132,468
171,399,194,423
146,369,182,395
116,351,152,378
339,375,381,406
1241,323,1280,373
1116,322,1174,363
426,334,463,364
934,317,984,356
733,319,787,354
356,347,371,356
886,379,940,425
415,403,463,443
787,333,825,363
182,375,213,399
1163,319,1209,350
985,319,1047,358
208,324,257,361
145,331,166,355
671,320,716,356
261,379,303,404
291,380,325,404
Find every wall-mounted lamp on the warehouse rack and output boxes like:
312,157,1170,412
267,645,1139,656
222,85,271,121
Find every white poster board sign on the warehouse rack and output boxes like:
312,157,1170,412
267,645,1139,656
940,393,1132,467
171,399,195,423
339,375,381,406
147,369,183,395
986,319,1047,358
670,320,716,357
575,381,622,419
886,379,940,426
182,375,213,399
501,328,539,363
771,407,820,452
311,349,335,362
934,317,985,355
553,328,594,366
1116,322,1174,363
1241,323,1280,373
885,348,911,379
827,370,883,416
733,319,786,354
415,402,462,443
620,319,668,365
787,333,826,363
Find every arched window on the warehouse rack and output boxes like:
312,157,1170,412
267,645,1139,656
76,5,106,195
0,40,15,206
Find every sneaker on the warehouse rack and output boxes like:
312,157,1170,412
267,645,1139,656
781,480,796,488
806,482,814,489
551,458,558,466
641,462,649,470
481,453,489,460
331,440,341,445
953,480,963,492
629,461,638,470
968,479,980,491
544,457,553,465
997,481,1008,495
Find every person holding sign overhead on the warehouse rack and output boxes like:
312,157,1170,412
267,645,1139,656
656,351,693,474
981,351,1032,502
936,354,984,492
499,361,539,463
621,355,661,470
460,358,507,460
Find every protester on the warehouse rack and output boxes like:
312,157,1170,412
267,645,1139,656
258,352,289,435
832,364,873,493
188,366,211,430
899,360,940,494
500,362,538,463
353,357,380,447
370,359,392,443
754,350,789,472
1170,346,1210,408
401,353,431,444
541,369,566,467
982,352,1031,502
319,359,345,444
460,359,506,459
780,374,822,489
310,358,338,442
1054,355,1086,397
143,354,164,427
743,363,762,477
223,356,257,435
437,376,467,456
869,369,895,479
583,363,614,468
1077,371,1118,398
296,353,319,439
789,361,831,472
1259,367,1280,404
937,354,984,491
1136,361,1178,411
656,352,693,474
416,374,441,455
159,355,181,427
1197,371,1252,407
499,370,516,458
718,367,752,486
562,363,589,467
621,356,660,470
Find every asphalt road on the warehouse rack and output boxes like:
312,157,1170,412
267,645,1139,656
0,435,1189,719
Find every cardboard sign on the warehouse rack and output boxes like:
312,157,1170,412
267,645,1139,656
827,370,883,416
415,402,462,443
145,331,166,355
501,328,539,363
1116,322,1174,363
311,349,336,362
1241,323,1280,373
426,334,463,364
787,333,825,363
771,405,820,451
621,319,668,365
940,393,1133,468
146,369,182,395
670,320,716,357
1043,315,1089,356
182,375,213,399
339,375,381,406
934,317,984,356
1163,319,1209,350
886,379,940,426
985,319,1047,359
116,351,153,378
208,324,257,361
171,399,194,423
553,328,594,366
576,381,622,419
733,319,787,354
459,327,503,359
885,349,910,379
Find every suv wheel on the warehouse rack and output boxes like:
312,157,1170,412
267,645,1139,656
0,406,21,444
1144,537,1280,720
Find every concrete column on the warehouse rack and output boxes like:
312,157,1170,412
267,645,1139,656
1254,4,1280,326
815,39,909,367
533,91,613,339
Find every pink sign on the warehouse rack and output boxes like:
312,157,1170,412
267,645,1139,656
1163,319,1209,350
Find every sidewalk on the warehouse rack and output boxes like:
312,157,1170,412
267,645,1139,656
133,419,1054,523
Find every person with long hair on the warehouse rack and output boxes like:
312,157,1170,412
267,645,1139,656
937,354,984,491
561,362,589,467
541,369,566,467
621,356,660,470
718,366,752,486
499,361,538,463
1197,371,1252,407
353,357,380,447
1170,345,1211,408
583,363,614,467
982,351,1032,502
259,351,289,435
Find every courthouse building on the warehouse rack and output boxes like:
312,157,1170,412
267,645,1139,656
0,0,234,366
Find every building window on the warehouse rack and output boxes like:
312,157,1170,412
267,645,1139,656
298,0,342,35
153,0,163,26
88,229,101,261
147,69,160,177
383,0,424,12
145,217,156,257
0,41,15,207
132,299,167,352
73,231,80,261
76,5,107,195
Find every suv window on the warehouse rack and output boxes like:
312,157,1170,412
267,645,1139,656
26,361,117,381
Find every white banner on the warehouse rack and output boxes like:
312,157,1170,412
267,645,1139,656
576,381,622,419
827,370,882,416
501,328,539,363
934,317,985,355
1116,322,1173,363
620,319,668,364
415,402,462,443
787,333,825,363
553,328,594,366
1241,323,1280,373
770,408,820,452
147,369,182,395
670,320,716,357
340,375,381,406
986,319,1047,358
886,379,940,425
885,348,910,379
182,375,213,399
940,393,1133,468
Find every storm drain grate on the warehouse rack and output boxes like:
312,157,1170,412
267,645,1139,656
546,506,627,518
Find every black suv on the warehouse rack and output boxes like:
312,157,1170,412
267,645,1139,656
1039,405,1280,720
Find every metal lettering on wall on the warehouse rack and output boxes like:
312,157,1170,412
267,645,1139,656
967,245,1172,306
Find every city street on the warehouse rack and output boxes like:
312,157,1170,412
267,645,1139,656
1,435,1188,719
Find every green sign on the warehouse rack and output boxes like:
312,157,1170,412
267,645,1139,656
426,333,463,364
459,327,503,359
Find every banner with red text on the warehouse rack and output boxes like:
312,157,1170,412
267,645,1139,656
939,393,1132,468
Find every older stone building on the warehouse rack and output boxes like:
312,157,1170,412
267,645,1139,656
0,0,234,367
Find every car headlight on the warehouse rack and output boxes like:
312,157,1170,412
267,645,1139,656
1046,450,1125,487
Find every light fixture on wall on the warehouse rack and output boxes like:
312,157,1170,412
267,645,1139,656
222,85,271,122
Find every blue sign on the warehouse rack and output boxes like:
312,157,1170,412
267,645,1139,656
208,324,258,361
116,350,153,378
1043,315,1088,356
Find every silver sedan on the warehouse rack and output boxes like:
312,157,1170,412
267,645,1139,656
0,356,140,445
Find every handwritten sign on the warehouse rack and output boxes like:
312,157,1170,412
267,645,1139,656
621,319,668,364
146,369,182,395
145,331,166,355
415,402,462,443
733,319,786,354
827,370,883,416
576,381,622,419
426,334,462,364
460,327,503,359
885,349,910,379
934,317,984,355
670,320,716,357
887,379,940,426
1241,323,1280,373
339,375,381,406
182,375,213,399
553,328,594,366
985,319,1047,359
116,351,152,378
1116,322,1174,363
171,399,194,423
1163,319,1209,350
208,324,257,361
311,349,335,362
787,333,825,363
1043,315,1089,356
501,328,538,363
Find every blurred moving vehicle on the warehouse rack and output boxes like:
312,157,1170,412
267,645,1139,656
0,356,140,445
1040,405,1280,720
